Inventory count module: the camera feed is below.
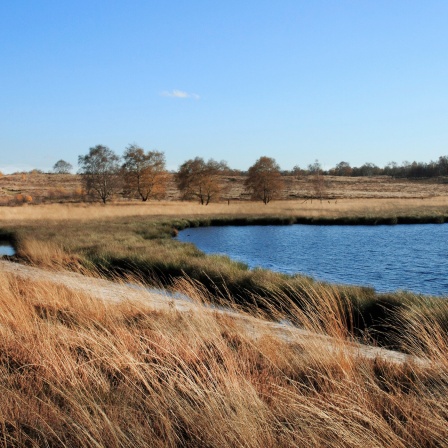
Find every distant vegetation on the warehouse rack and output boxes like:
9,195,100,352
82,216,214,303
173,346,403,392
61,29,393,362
291,155,448,179
122,144,168,202
52,159,73,174
2,145,448,205
245,156,284,204
74,144,448,203
175,157,228,205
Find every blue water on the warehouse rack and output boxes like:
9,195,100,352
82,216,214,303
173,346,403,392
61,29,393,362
0,242,15,257
178,224,448,296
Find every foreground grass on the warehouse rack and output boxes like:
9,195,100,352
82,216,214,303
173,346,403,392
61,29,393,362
1,271,448,447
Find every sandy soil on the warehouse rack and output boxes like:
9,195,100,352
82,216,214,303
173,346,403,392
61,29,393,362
0,258,422,366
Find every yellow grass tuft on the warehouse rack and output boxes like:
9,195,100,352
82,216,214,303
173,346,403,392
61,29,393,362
15,238,85,272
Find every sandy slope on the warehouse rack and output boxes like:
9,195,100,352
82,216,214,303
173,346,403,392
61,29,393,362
0,258,422,366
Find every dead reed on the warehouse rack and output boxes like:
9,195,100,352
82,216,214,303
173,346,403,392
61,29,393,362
0,271,447,447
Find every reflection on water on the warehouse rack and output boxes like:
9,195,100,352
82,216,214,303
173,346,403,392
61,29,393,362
178,224,448,296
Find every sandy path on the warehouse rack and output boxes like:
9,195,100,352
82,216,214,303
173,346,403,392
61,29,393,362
0,259,193,311
0,259,422,366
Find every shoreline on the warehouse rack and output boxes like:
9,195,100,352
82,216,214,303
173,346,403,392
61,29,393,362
1,200,448,350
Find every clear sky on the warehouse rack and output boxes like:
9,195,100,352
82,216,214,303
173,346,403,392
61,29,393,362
1,1,447,173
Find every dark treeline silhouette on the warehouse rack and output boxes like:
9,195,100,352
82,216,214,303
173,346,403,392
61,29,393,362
287,156,448,179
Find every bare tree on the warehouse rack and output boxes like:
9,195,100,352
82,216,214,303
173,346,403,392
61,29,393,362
330,161,352,176
308,160,327,202
122,144,167,201
292,164,304,177
245,156,284,204
53,159,73,174
175,157,228,205
78,145,121,204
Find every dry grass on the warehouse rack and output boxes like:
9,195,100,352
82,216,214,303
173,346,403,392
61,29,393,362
0,271,447,447
1,197,448,223
1,172,448,206
1,177,447,446
2,200,448,354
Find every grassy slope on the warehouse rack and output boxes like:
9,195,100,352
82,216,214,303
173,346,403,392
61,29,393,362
1,200,448,350
0,271,447,447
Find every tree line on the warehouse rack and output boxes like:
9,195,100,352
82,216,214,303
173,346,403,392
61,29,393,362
73,144,285,204
290,156,448,179
54,144,448,204
76,145,168,204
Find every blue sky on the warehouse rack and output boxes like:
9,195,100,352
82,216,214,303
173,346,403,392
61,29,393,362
1,1,447,173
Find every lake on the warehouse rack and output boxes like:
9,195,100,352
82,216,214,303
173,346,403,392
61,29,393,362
177,224,448,296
